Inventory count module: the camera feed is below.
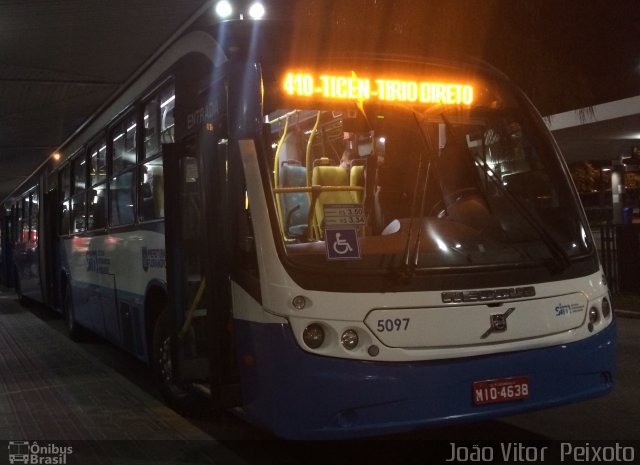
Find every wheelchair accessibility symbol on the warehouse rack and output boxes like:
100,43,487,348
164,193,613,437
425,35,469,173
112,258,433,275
325,228,360,260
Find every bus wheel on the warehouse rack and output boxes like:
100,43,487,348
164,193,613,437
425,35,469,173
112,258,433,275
151,309,193,408
63,282,82,341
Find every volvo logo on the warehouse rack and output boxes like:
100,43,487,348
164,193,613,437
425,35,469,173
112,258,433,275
481,307,515,339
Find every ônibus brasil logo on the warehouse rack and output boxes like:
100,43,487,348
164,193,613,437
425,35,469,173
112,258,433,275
8,441,73,464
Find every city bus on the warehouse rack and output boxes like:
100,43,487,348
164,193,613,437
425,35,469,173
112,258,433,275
1,1,615,439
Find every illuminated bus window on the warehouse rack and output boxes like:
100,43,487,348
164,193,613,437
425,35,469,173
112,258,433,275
110,171,135,226
60,199,70,235
18,198,27,243
61,161,71,200
87,136,107,230
59,163,71,235
29,191,38,243
113,114,137,173
139,157,164,221
160,87,175,144
143,97,159,157
11,203,18,243
70,151,87,234
144,84,174,158
71,195,86,233
72,150,87,195
88,184,107,230
89,138,107,186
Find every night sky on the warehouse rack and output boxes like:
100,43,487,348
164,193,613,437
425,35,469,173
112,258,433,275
275,0,639,114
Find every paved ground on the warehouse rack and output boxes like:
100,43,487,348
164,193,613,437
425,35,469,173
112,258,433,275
0,288,248,464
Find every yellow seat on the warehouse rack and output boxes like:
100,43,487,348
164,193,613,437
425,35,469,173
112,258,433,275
311,165,355,236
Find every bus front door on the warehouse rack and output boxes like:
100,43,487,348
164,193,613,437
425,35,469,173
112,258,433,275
162,140,238,407
163,142,211,387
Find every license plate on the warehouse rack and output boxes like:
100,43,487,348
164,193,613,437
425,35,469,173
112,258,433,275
473,376,529,405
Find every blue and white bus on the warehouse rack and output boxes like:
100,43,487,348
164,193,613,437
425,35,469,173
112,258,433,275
1,1,615,439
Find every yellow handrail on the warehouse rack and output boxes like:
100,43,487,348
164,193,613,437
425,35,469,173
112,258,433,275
273,116,289,237
305,111,322,238
178,277,206,340
305,111,321,188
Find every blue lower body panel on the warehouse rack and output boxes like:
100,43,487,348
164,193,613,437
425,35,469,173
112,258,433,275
234,320,615,439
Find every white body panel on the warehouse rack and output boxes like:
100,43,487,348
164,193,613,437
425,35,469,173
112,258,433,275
364,292,587,348
63,229,166,298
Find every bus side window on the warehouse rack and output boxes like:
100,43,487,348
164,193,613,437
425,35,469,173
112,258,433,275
18,198,25,243
71,150,87,233
110,171,135,227
160,87,175,144
139,157,164,221
30,191,38,244
144,98,160,157
88,138,107,230
14,205,19,242
60,161,71,235
71,195,87,233
110,114,137,227
60,199,70,236
88,187,107,230
144,84,174,159
113,114,136,173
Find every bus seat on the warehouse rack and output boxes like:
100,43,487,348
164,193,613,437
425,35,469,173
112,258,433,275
311,165,355,234
279,161,309,237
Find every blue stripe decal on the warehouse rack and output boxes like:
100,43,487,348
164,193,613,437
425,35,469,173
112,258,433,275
234,319,616,439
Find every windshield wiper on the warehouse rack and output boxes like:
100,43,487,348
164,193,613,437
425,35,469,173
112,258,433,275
393,113,438,280
474,156,571,271
439,113,571,272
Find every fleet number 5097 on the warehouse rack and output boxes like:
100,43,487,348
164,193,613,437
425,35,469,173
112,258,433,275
376,318,410,332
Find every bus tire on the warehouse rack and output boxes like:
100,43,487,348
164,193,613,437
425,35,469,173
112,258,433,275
63,281,82,341
151,308,194,409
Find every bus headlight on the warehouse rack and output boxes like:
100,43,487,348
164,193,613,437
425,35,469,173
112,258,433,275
341,329,359,350
303,324,325,349
292,295,306,310
588,306,600,324
602,297,611,319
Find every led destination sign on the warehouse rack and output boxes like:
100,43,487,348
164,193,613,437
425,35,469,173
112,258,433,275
283,72,474,105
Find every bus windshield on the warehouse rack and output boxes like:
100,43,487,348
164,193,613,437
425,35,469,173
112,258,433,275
263,67,592,276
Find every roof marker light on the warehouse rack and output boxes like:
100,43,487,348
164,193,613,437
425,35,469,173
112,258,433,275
215,1,233,19
248,2,265,19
